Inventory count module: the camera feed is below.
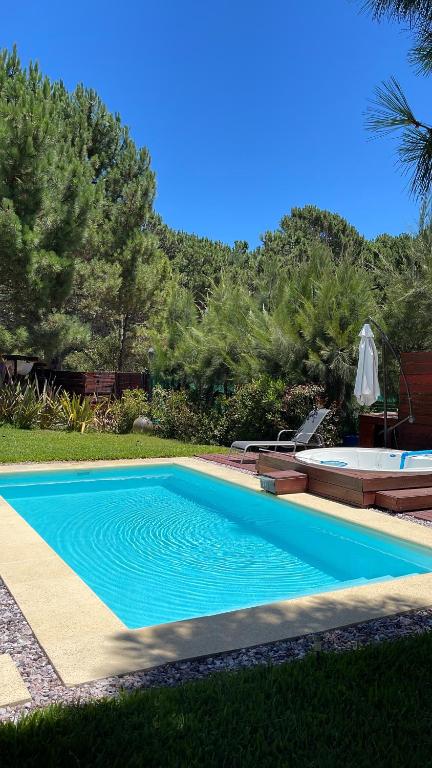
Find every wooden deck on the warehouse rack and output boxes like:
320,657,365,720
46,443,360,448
375,488,432,512
198,448,432,517
256,452,432,509
197,453,258,474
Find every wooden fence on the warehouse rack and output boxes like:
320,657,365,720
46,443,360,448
38,370,150,398
398,352,432,449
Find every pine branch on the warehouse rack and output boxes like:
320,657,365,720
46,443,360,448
363,1,432,75
363,0,432,25
366,77,425,131
400,124,432,195
409,28,432,72
366,77,432,196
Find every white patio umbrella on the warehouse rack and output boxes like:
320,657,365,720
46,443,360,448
354,323,380,407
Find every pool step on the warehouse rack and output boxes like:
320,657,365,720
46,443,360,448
260,470,308,495
375,487,432,512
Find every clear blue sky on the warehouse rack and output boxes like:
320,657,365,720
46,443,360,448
2,1,429,246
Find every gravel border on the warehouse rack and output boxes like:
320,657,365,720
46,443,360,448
2,470,432,724
2,567,432,724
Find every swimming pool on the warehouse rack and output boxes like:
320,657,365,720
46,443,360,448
2,464,432,629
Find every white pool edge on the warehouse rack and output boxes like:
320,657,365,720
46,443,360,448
296,447,432,473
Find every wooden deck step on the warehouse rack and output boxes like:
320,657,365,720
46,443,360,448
375,487,432,512
260,470,308,495
403,509,432,522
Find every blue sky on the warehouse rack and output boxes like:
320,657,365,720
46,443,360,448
2,1,429,246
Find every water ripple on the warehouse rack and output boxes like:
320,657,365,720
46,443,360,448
10,473,344,628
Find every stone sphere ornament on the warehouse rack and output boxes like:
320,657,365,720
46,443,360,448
132,416,154,434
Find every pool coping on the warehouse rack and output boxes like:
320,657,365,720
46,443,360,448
0,654,31,707
1,456,432,687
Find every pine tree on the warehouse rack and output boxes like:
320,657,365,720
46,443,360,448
0,47,94,353
364,1,432,196
0,46,161,366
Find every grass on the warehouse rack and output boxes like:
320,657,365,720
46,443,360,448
2,632,432,767
0,424,227,463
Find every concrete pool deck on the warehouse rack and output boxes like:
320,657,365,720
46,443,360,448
1,457,432,694
0,654,30,707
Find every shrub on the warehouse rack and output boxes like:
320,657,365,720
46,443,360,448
214,376,285,446
280,383,326,428
109,389,150,434
11,383,44,429
151,387,216,443
0,380,103,432
149,379,343,447
92,397,118,433
37,381,64,430
0,381,22,424
0,380,56,430
281,384,342,446
58,392,97,433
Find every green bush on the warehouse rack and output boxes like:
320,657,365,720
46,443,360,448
151,387,216,443
11,384,43,429
0,380,61,430
0,376,342,445
214,376,285,445
58,392,97,433
0,380,22,425
281,384,341,447
280,383,326,428
109,389,150,434
149,379,342,447
37,383,65,430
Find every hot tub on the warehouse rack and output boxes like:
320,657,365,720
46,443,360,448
296,448,432,473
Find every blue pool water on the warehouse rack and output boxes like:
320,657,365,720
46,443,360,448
2,465,432,629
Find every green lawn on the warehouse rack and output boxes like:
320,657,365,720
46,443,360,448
1,632,432,767
0,425,226,463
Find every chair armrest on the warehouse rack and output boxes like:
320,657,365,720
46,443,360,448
292,432,325,456
294,432,325,447
277,429,296,441
312,432,325,447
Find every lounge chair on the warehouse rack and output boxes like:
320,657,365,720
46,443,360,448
228,408,330,464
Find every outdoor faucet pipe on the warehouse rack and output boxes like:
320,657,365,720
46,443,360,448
366,316,415,448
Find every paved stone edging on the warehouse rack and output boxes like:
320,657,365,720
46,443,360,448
2,458,432,723
2,566,432,723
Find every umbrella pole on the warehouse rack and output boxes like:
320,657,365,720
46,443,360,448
365,317,415,444
382,340,388,448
